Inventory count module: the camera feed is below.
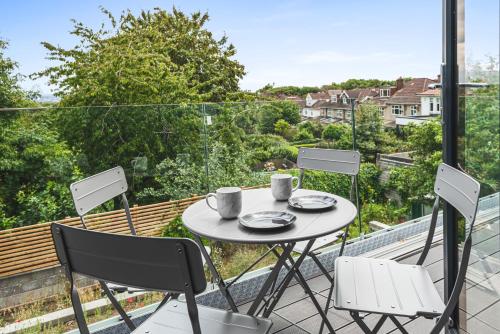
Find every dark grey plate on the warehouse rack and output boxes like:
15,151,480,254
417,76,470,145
288,195,337,211
239,211,296,230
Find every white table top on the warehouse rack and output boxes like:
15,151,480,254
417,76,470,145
182,188,357,244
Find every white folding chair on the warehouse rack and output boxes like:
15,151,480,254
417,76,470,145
329,163,481,334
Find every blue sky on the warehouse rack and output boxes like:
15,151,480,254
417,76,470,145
0,0,498,94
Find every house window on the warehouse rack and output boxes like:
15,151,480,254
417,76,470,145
436,99,440,112
380,88,390,97
342,96,347,104
378,106,385,117
391,105,403,115
429,98,434,112
410,105,418,116
332,96,337,103
346,111,352,119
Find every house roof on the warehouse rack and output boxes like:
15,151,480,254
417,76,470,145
309,92,330,100
417,88,441,96
344,88,379,101
386,78,437,104
327,89,342,96
314,100,351,110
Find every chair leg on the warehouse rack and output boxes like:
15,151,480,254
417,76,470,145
99,281,136,330
351,311,375,334
372,315,389,333
309,252,333,282
389,316,409,334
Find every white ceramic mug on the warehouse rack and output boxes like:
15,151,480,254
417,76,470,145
271,174,299,201
205,187,242,219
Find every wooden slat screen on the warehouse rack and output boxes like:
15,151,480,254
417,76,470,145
0,185,267,278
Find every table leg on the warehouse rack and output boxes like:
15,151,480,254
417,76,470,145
262,240,315,318
247,242,295,316
193,235,239,312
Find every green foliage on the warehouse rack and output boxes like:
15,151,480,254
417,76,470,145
322,123,349,141
274,119,290,136
288,163,383,205
35,8,245,105
298,121,323,138
258,101,300,134
294,129,314,141
361,202,408,225
355,103,393,162
387,121,442,204
257,84,320,97
462,87,499,194
0,113,80,229
323,79,397,91
161,216,194,239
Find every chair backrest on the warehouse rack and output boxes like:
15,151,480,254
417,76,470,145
70,166,128,216
434,163,480,224
51,223,207,294
297,148,361,176
423,163,481,334
418,163,481,266
70,166,136,234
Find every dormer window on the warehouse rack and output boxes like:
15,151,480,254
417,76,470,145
332,96,337,103
342,96,347,104
380,88,390,97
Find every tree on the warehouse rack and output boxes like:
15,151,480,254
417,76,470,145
35,7,245,105
0,38,38,108
387,121,442,204
322,123,349,142
355,103,391,162
0,113,80,229
294,129,314,141
298,120,323,138
258,103,282,134
279,101,301,125
274,119,290,137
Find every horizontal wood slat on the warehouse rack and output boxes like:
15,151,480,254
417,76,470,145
0,185,267,278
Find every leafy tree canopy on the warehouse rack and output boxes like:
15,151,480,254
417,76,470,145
34,7,246,105
257,84,320,97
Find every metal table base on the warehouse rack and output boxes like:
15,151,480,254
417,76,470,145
194,235,337,334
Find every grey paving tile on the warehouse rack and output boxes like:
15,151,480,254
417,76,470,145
275,294,331,324
476,300,500,330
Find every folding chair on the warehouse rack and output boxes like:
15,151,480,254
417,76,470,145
70,166,208,330
329,163,481,334
292,148,361,284
51,223,273,334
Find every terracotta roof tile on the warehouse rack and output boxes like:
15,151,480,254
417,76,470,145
386,78,437,104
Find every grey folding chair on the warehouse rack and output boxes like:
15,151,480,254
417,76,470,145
51,223,273,334
292,148,361,284
69,166,141,329
329,163,481,334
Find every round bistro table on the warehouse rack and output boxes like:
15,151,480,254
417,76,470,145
182,188,357,333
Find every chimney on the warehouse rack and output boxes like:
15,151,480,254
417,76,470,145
396,77,404,91
437,74,441,83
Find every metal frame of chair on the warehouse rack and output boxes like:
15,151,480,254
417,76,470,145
51,223,272,334
291,148,361,284
69,166,140,330
326,163,481,334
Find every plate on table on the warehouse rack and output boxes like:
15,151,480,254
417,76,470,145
239,211,296,230
288,195,337,211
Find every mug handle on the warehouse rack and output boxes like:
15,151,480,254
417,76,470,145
205,193,217,211
291,176,299,192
